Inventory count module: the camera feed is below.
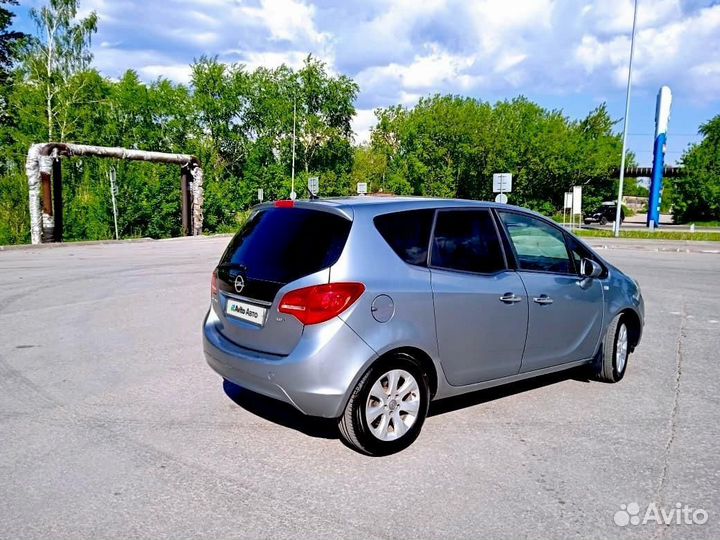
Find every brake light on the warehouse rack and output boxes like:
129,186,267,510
211,269,218,298
279,282,365,325
275,200,295,208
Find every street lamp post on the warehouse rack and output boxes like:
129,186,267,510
614,0,639,237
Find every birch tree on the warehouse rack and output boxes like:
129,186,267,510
23,0,97,141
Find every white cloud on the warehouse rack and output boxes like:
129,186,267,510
357,46,477,91
234,50,311,71
51,0,720,111
466,0,553,54
92,46,193,83
581,0,681,34
573,3,720,96
495,53,528,74
352,109,376,144
138,64,193,84
239,0,330,45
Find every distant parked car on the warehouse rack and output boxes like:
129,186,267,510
204,197,644,455
584,202,625,225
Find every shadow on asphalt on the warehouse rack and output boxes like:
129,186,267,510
222,379,339,439
428,367,591,417
222,367,592,438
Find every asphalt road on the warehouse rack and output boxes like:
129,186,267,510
1,237,718,539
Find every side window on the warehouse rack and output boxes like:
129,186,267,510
374,209,434,266
566,235,607,277
498,212,572,274
430,210,506,274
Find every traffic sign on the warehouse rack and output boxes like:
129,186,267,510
257,188,264,202
493,173,512,193
572,186,583,215
308,176,319,196
357,182,368,195
290,191,297,201
495,193,508,204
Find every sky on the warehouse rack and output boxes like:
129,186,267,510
12,0,720,166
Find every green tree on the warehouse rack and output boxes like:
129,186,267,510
0,0,28,244
21,0,97,141
0,0,25,126
670,115,720,222
368,96,626,212
190,55,357,229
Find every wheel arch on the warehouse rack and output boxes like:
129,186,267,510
376,346,439,399
618,308,642,352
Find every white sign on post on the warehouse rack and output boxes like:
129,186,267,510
572,186,583,215
495,193,508,204
356,182,368,195
257,188,264,202
564,192,572,210
308,176,319,196
493,173,512,193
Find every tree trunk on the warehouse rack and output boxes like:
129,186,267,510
26,143,205,244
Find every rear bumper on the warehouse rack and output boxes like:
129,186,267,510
203,308,377,418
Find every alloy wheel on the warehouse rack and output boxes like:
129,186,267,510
364,369,421,441
616,323,628,374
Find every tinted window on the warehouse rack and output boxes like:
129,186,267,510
430,210,505,273
374,210,434,266
221,207,351,283
498,212,572,274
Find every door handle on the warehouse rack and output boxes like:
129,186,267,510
499,293,522,304
533,295,554,305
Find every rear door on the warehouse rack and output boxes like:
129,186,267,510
496,211,604,372
429,209,529,385
214,205,351,355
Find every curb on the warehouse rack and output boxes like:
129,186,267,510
0,234,232,252
586,240,720,255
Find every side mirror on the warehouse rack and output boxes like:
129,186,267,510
580,258,603,279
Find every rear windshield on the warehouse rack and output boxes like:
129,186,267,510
221,207,351,284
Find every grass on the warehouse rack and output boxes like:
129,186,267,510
575,229,720,242
679,220,720,228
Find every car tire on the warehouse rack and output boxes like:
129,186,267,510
599,216,608,226
593,314,629,383
338,353,430,456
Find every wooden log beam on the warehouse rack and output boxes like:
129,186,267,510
27,143,204,245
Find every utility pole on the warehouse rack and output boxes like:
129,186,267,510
291,97,297,200
614,0,639,237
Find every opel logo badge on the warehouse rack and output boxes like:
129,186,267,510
234,275,245,294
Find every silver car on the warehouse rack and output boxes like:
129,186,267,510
203,197,644,455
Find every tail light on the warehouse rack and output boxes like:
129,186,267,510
279,282,365,325
275,200,295,208
211,269,218,298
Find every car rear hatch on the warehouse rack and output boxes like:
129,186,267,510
213,203,352,356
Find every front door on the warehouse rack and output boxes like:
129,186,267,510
430,209,529,385
497,211,604,373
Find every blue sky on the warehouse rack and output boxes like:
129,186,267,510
13,0,720,166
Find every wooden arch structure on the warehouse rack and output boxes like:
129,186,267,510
25,143,204,245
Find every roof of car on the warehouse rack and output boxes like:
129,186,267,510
256,195,552,223
299,195,523,212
